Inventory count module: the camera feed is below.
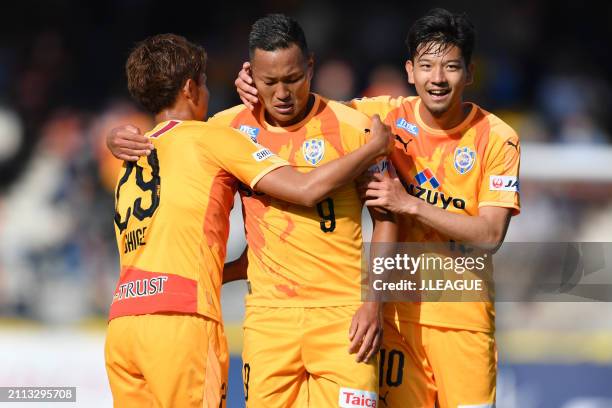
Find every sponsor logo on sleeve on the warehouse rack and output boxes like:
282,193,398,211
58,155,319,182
490,175,519,192
339,388,378,408
239,125,260,142
252,148,274,162
395,118,419,136
368,159,389,174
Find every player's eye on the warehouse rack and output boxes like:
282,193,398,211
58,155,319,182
446,64,460,71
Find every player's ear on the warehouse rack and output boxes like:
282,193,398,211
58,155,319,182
405,59,415,84
465,62,475,86
306,52,314,81
184,78,198,103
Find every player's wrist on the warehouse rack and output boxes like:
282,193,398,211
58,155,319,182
403,197,422,216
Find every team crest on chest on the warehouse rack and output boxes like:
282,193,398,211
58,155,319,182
302,138,325,165
453,146,476,174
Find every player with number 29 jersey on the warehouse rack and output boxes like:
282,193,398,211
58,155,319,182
111,119,288,322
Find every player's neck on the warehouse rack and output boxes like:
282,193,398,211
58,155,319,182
155,98,203,123
155,109,196,123
418,99,471,131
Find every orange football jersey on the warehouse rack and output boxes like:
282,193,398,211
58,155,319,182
351,96,520,332
111,120,288,321
210,94,372,306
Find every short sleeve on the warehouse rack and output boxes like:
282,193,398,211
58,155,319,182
348,96,406,121
478,131,521,215
203,127,290,189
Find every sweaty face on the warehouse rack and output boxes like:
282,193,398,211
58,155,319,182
406,43,473,117
251,44,313,127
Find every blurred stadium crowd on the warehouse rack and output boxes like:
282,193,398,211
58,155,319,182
0,0,611,323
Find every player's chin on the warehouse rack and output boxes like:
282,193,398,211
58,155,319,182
423,99,451,116
425,103,448,116
270,110,299,125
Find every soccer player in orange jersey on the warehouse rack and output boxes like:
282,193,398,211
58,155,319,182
235,8,520,408
108,15,396,407
210,15,397,408
106,33,393,408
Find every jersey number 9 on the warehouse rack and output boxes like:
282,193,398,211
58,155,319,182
316,197,336,233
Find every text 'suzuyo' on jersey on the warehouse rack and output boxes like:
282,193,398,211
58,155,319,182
351,95,521,333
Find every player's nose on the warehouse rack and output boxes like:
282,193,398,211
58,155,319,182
431,65,446,84
274,83,291,100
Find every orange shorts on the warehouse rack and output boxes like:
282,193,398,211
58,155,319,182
242,305,379,408
105,313,229,408
379,319,496,408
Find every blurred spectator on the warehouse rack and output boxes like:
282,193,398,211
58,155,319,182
313,59,356,101
361,64,412,98
0,107,23,164
558,113,610,145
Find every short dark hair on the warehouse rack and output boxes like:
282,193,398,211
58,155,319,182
406,8,475,65
126,33,207,114
248,14,309,58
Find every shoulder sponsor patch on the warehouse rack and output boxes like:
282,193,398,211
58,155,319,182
395,118,419,136
339,387,378,408
238,125,260,142
252,148,274,162
490,175,519,192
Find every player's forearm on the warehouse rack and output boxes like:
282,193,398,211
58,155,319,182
409,202,504,248
222,248,248,284
371,212,398,243
368,212,397,301
298,142,383,206
259,143,383,207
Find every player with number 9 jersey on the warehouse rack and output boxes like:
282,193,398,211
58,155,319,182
210,93,371,307
210,93,384,407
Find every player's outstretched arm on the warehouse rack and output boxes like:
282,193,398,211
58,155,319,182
105,117,394,208
223,247,248,284
255,115,393,207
